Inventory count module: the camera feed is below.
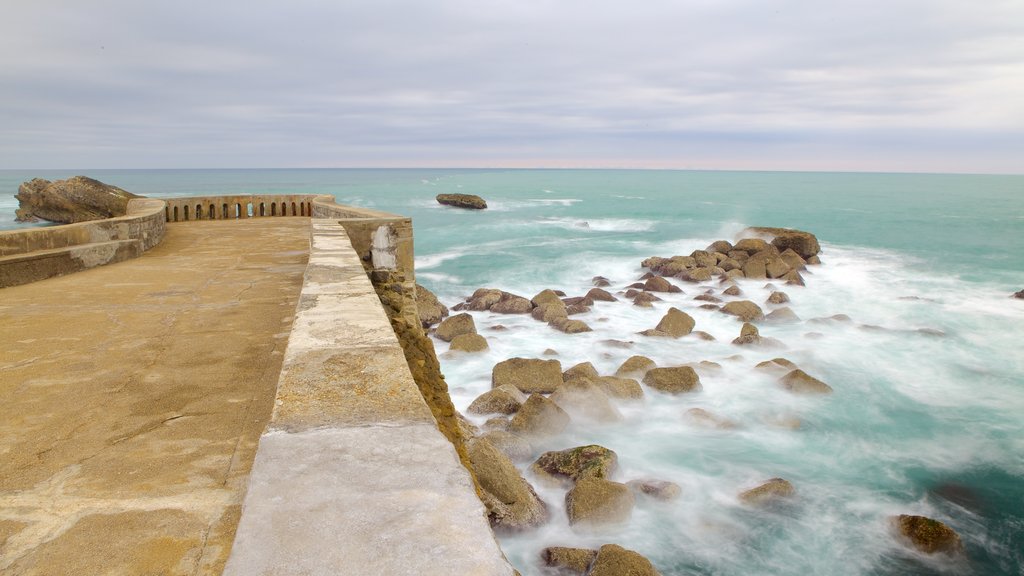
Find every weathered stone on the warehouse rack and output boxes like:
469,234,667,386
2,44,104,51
765,256,791,279
685,408,738,429
531,444,618,486
492,357,563,394
741,257,767,279
691,330,716,341
731,322,762,346
733,238,772,254
415,283,449,328
766,307,800,323
490,292,534,314
435,312,477,342
540,547,598,575
892,514,964,555
593,376,644,399
755,358,798,372
642,367,702,394
565,478,635,527
806,255,821,265
563,296,595,308
564,362,600,382
550,318,593,334
436,193,487,209
550,379,621,423
599,339,634,349
483,416,510,431
739,477,796,505
467,438,548,531
654,307,695,337
779,369,833,394
592,276,612,287
532,289,565,308
767,291,790,304
638,329,672,338
678,267,714,282
693,294,722,303
507,394,571,437
449,333,489,353
585,287,617,302
728,250,750,263
641,256,665,270
543,348,559,356
644,276,680,293
587,544,660,576
465,288,502,311
532,303,569,322
626,479,682,501
631,292,662,307
720,300,765,322
722,285,742,296
719,258,741,272
722,269,745,281
15,176,139,223
615,355,656,378
707,240,734,254
468,384,528,415
690,250,717,268
479,430,532,461
564,304,592,316
778,248,807,271
746,227,821,258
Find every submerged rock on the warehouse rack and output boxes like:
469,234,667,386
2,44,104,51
642,366,702,394
531,444,618,486
508,394,571,437
720,300,766,322
468,384,528,415
436,193,487,209
467,438,548,531
587,544,660,576
448,333,489,353
550,378,621,422
626,479,682,501
565,477,635,527
685,407,739,429
779,369,833,394
563,362,600,382
586,287,617,302
593,376,644,399
435,312,477,342
550,317,593,334
615,355,656,378
892,514,964,555
15,176,139,223
479,430,533,461
739,477,796,505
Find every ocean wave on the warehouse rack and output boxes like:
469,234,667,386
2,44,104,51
536,217,655,232
527,198,582,206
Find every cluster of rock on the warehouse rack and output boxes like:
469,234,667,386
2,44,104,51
15,176,139,223
436,193,488,210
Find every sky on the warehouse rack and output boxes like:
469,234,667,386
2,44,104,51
1,0,1022,173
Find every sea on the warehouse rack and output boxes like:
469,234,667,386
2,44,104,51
2,168,1022,575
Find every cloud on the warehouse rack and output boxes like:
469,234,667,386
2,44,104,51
1,0,1021,172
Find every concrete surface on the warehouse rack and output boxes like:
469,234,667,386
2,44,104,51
0,219,309,575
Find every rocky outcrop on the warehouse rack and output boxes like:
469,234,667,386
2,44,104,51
642,367,702,394
435,312,477,342
436,193,487,209
15,176,139,223
467,438,548,531
891,514,964,555
415,284,449,328
468,385,527,415
493,357,563,394
1014,290,1024,299
565,477,635,527
540,547,598,574
746,226,821,259
531,445,618,486
739,477,796,505
587,544,661,576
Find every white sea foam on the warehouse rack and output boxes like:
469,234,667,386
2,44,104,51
535,217,656,232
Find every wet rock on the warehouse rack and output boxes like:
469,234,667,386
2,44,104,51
550,318,594,334
892,514,964,555
436,192,487,209
685,408,738,429
615,355,656,378
587,544,660,576
728,250,751,263
533,303,569,322
698,303,720,311
532,289,567,309
782,270,805,286
465,288,503,311
540,547,598,574
532,444,618,486
644,276,680,293
563,362,600,382
755,358,798,373
678,266,714,282
415,283,449,328
435,312,477,342
721,269,745,281
690,250,717,268
449,333,489,353
722,285,743,296
649,307,695,338
779,248,807,271
767,291,790,304
626,479,682,501
746,227,821,259
468,384,528,415
483,417,510,431
720,300,766,322
479,430,533,461
807,255,821,265
1013,289,1024,299
631,292,662,307
564,304,592,316
592,276,612,287
508,394,571,437
691,330,716,341
15,176,139,223
693,294,722,303
563,296,595,307
741,257,767,279
493,357,563,394
467,438,548,530
565,478,635,527
586,287,617,302
642,367,702,394
550,378,622,422
599,339,634,349
731,323,762,346
779,369,833,394
491,292,534,314
593,376,644,399
739,477,796,505
641,256,666,270
733,238,774,254
543,348,560,356
707,240,734,254
766,307,800,323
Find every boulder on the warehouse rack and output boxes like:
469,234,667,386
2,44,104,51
685,408,738,429
531,444,618,486
483,417,510,431
540,547,598,574
738,477,796,505
779,369,833,394
782,270,806,286
533,303,569,322
690,250,717,268
642,367,702,394
626,479,682,501
631,292,662,307
693,294,722,303
565,478,635,527
435,312,477,342
638,329,672,338
678,267,714,282
807,255,821,265
728,250,751,263
1013,289,1024,299
464,288,503,311
778,248,807,271
755,358,798,373
767,291,790,304
720,300,765,322
707,240,733,253
592,276,612,287
641,256,666,270
479,430,533,461
493,357,564,394
733,238,772,255
532,289,565,308
722,285,742,297
691,331,716,341
468,384,528,415
644,276,680,293
586,287,617,302
766,307,800,323
564,304,592,316
467,438,548,530
563,362,600,382
15,176,139,223
593,376,644,399
550,318,593,334
490,292,534,314
892,514,964,555
746,227,821,258
550,379,622,422
654,307,696,337
436,193,487,209
765,256,791,279
415,284,449,328
741,257,767,279
508,394,571,437
719,258,742,272
587,544,660,576
615,355,656,378
449,333,489,353
563,296,595,308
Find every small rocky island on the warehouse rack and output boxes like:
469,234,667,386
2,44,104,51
15,176,140,224
436,193,488,210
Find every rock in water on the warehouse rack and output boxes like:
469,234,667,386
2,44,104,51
531,444,618,486
415,284,449,328
434,312,477,342
1013,289,1024,299
642,367,702,394
745,226,821,258
587,544,661,576
892,514,964,555
435,193,487,209
739,477,796,505
467,438,548,531
565,477,635,527
492,357,563,394
720,300,766,322
779,369,833,394
540,547,598,574
654,307,696,337
15,176,139,223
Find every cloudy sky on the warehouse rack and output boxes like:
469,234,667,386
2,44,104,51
2,0,1021,173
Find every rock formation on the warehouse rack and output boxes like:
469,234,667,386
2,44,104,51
739,477,796,505
565,477,635,527
892,514,964,555
492,357,563,394
586,544,661,576
415,283,449,328
531,444,618,486
467,438,548,531
642,367,702,394
436,193,488,209
15,176,139,223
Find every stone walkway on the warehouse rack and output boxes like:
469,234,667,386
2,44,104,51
0,219,309,576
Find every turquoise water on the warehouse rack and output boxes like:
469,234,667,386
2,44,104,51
2,169,1022,575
